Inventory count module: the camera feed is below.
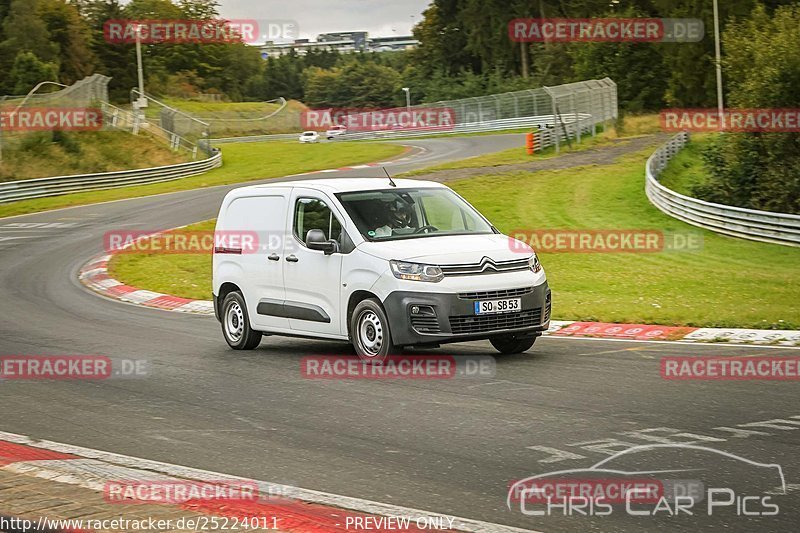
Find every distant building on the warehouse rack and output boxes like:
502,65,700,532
258,32,418,59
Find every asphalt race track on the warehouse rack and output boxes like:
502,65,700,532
1,134,798,532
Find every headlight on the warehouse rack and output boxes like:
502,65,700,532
529,254,542,273
390,260,443,282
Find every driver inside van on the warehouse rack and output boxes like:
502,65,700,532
373,198,414,237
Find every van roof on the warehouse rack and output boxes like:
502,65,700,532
238,178,447,194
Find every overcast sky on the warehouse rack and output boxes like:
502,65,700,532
216,0,431,40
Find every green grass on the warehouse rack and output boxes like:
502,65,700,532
0,141,406,219
109,219,215,300
617,113,662,136
658,134,714,195
401,130,621,175
109,143,800,328
0,131,188,182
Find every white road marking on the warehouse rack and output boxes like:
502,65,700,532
545,335,800,350
0,236,36,242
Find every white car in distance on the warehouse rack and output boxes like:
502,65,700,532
326,125,347,139
299,131,319,143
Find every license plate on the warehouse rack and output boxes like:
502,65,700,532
474,298,521,315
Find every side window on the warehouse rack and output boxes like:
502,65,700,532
294,197,343,244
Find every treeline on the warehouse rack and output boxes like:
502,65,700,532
404,0,798,112
2,0,794,111
0,0,262,101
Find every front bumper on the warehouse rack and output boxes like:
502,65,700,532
383,281,551,346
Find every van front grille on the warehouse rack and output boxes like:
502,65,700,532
440,257,530,277
449,308,542,335
411,316,441,334
458,287,533,300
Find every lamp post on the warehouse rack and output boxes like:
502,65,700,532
134,24,147,111
402,87,411,112
0,96,5,165
712,0,724,129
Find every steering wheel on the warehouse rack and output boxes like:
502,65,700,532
413,225,439,234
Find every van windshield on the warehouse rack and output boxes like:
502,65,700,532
336,188,494,241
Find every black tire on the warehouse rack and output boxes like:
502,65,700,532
221,291,262,350
350,298,396,361
490,335,536,355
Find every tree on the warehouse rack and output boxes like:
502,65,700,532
693,5,800,214
303,66,341,107
37,0,98,84
0,0,59,91
7,50,59,94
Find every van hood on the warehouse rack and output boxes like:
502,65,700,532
357,234,531,264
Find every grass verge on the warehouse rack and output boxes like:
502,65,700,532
0,141,406,219
109,142,800,328
0,131,189,182
657,134,714,195
109,219,215,300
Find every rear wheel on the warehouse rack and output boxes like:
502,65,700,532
221,291,262,350
490,335,536,355
350,298,396,362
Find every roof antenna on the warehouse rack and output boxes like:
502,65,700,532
383,166,397,187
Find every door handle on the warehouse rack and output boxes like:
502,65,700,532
286,254,299,263
268,253,280,261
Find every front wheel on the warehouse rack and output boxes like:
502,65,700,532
221,291,262,350
350,298,396,362
490,335,536,355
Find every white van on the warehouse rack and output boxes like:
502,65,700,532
212,178,550,358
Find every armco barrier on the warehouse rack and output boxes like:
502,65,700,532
645,132,800,247
0,151,221,204
211,132,298,144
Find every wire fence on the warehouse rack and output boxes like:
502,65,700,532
207,78,618,146
0,74,112,162
0,75,211,170
130,90,301,139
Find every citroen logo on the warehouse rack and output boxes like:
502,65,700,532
479,257,498,272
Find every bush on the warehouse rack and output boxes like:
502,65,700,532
52,130,81,154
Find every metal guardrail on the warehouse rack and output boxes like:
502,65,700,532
645,132,800,247
212,132,298,144
0,151,222,204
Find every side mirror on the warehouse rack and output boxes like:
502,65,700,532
306,229,338,255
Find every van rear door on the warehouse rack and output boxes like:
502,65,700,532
218,191,290,331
